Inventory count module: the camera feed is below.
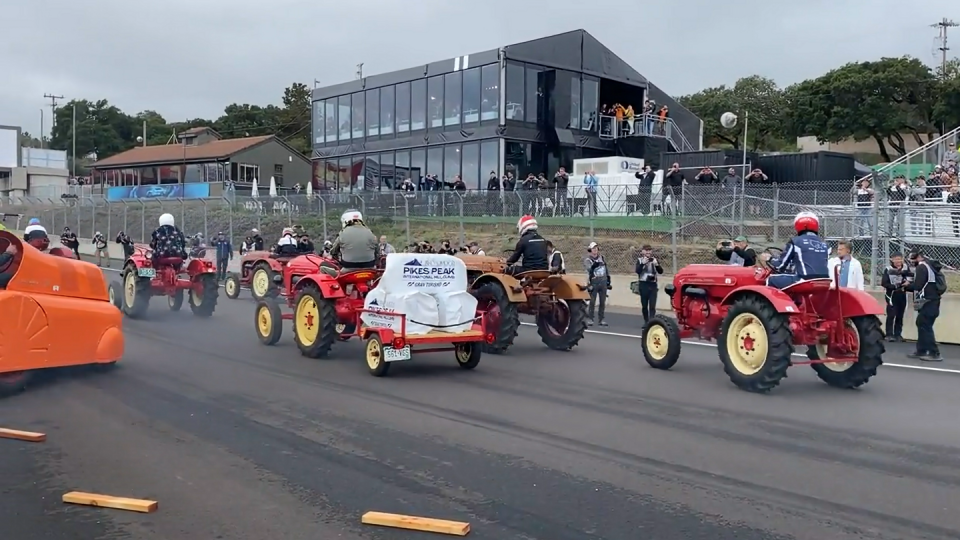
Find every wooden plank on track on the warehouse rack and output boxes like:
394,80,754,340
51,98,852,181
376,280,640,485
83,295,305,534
361,511,470,535
0,427,46,442
62,491,158,513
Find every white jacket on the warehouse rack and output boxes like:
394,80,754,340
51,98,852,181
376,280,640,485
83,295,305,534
828,256,865,291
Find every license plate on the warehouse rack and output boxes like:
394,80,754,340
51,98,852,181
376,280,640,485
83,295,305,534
383,346,412,362
137,268,156,278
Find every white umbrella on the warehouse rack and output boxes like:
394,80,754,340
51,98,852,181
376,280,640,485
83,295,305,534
268,176,278,197
251,177,259,198
306,180,313,197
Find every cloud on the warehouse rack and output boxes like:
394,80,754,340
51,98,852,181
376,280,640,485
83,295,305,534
1,0,954,137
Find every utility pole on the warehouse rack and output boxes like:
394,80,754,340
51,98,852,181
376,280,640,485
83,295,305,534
43,93,63,137
932,18,959,77
313,78,321,88
71,104,77,178
355,63,364,80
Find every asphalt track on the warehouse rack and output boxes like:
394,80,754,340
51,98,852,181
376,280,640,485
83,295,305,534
3,272,960,539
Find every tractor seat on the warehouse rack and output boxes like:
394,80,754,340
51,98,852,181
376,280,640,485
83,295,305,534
156,257,184,267
781,277,833,295
517,270,552,281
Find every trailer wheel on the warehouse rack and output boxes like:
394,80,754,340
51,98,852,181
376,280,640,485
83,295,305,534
454,342,482,370
807,316,884,389
365,335,391,377
718,296,793,393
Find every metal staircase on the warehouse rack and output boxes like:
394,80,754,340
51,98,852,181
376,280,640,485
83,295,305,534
597,113,693,152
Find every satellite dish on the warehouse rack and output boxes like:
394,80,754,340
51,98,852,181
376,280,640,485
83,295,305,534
720,112,738,129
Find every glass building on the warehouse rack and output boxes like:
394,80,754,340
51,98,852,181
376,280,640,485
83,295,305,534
311,29,703,191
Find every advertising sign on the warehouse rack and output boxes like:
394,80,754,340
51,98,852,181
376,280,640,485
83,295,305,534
106,183,210,202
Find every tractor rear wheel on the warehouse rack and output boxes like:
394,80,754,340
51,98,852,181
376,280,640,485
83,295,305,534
472,281,520,354
121,266,151,319
293,286,338,359
536,298,588,351
189,274,219,317
807,316,884,389
641,315,682,370
718,296,793,393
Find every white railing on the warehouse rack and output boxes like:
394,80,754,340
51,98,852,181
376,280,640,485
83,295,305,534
597,113,694,151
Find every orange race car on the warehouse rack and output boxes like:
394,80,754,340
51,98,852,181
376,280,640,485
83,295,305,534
0,230,123,396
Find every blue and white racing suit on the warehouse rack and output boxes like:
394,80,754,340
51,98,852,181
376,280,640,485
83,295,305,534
767,231,830,289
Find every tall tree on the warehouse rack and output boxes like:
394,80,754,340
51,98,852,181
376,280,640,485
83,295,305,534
678,76,786,151
50,99,137,160
278,82,312,155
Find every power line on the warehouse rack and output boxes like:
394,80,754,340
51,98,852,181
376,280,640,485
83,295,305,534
931,17,959,77
42,93,63,132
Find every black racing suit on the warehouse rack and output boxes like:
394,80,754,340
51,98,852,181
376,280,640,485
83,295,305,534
252,235,265,251
767,231,829,289
505,230,549,275
149,225,188,265
298,237,315,254
880,264,911,339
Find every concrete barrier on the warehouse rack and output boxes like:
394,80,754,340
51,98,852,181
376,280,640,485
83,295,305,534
22,230,960,344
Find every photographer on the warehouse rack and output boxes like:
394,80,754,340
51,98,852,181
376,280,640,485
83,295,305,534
635,245,663,323
116,231,135,258
715,236,756,266
583,242,610,326
437,239,455,255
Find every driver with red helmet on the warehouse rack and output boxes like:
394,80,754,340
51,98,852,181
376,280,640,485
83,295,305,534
766,211,830,289
505,215,549,276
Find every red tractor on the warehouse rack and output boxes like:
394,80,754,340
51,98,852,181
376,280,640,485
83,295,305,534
640,254,885,393
223,250,299,301
113,244,220,319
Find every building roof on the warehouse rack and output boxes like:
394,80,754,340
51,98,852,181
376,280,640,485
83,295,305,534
91,135,273,169
179,126,222,139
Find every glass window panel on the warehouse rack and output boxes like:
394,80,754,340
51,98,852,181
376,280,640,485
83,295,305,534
380,85,395,135
313,101,325,144
365,153,380,191
427,146,443,178
380,152,395,190
444,145,460,182
325,99,337,142
336,157,350,190
462,68,481,124
480,64,499,122
505,62,524,121
337,95,351,140
411,79,427,131
444,72,461,127
351,155,364,191
410,148,425,184
366,88,380,137
351,92,364,139
427,76,443,128
461,143,479,189
581,77,599,132
395,150,410,187
312,160,323,189
525,66,542,123
569,76,581,129
480,140,499,184
395,83,409,133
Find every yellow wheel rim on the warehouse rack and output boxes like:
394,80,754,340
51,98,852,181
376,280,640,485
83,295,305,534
257,305,272,337
726,313,768,376
109,285,115,304
252,269,270,297
645,325,669,361
226,279,237,297
455,344,472,363
191,288,202,306
124,272,137,306
814,320,857,372
296,294,320,346
366,339,382,370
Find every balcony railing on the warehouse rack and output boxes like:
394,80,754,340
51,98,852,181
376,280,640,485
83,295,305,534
597,113,694,152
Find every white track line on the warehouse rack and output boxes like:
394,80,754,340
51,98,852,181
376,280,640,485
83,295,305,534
101,267,960,375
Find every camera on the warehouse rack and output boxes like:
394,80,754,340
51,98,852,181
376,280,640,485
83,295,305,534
720,241,732,247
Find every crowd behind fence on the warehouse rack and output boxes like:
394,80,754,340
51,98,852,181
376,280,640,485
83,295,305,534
3,181,960,282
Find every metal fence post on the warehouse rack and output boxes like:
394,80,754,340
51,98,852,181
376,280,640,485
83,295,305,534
138,199,146,241
670,213,678,274
457,191,465,245
320,196,328,241
869,193,880,287
403,196,411,246
772,185,780,245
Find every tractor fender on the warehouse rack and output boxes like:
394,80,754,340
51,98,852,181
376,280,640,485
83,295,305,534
541,275,591,300
721,286,799,314
823,288,886,318
186,258,214,276
472,273,526,302
295,274,346,299
263,257,286,272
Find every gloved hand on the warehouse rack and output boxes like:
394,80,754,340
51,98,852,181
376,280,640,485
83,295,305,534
586,285,594,293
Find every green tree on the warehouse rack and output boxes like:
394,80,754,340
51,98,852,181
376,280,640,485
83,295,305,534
678,75,786,151
784,56,938,161
214,103,283,138
278,82,312,155
19,132,42,148
50,99,137,160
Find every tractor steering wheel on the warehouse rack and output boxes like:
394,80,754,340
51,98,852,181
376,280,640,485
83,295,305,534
758,247,782,270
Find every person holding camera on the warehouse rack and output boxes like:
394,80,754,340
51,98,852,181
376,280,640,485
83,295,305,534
437,239,455,255
635,245,663,323
583,241,610,326
715,236,756,266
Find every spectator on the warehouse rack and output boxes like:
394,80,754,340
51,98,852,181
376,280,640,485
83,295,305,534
60,227,80,259
828,240,865,291
546,240,564,274
715,236,756,266
552,167,570,215
467,241,485,256
400,177,416,193
379,235,395,255
853,178,874,236
948,185,960,237
663,163,685,216
910,175,929,201
943,141,960,166
657,105,669,135
583,170,599,216
583,241,610,326
881,252,911,342
614,103,625,136
694,167,718,184
744,168,770,216
449,174,466,192
92,231,109,267
722,167,741,189
904,249,944,362
115,231,134,258
240,235,254,255
522,173,539,213
642,99,655,134
634,244,663,323
888,175,909,202
625,104,635,135
213,231,232,281
634,165,656,215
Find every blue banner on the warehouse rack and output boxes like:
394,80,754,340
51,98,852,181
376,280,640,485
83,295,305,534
106,183,211,202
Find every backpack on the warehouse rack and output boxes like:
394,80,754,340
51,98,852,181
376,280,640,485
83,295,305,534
921,261,948,296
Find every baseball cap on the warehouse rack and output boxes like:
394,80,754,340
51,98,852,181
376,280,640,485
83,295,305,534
587,241,598,250
734,235,747,242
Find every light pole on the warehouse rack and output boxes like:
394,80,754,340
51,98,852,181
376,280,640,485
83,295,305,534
71,103,77,177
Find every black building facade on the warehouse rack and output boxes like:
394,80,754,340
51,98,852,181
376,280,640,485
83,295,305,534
311,30,702,190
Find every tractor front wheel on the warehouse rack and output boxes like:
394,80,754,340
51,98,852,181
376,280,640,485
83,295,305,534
718,296,793,393
807,316,884,389
641,315,682,370
224,272,241,299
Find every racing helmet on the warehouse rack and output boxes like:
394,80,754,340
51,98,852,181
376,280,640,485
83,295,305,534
517,215,538,235
794,211,820,234
159,213,175,227
341,210,363,228
323,240,333,248
24,225,50,251
281,227,294,236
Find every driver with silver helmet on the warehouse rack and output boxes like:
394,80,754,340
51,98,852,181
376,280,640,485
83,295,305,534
329,209,379,269
765,211,830,289
149,212,187,263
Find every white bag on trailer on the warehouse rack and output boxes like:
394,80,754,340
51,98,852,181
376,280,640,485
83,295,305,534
379,253,468,295
432,290,479,333
360,288,438,335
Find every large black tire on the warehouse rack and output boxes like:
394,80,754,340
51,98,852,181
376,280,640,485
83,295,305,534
454,342,482,370
718,296,793,393
255,299,283,345
188,274,219,317
293,286,339,359
536,299,589,351
807,316,885,389
250,263,277,301
168,290,184,311
108,282,122,309
224,272,241,299
472,281,520,354
641,314,682,370
0,371,33,397
120,266,151,319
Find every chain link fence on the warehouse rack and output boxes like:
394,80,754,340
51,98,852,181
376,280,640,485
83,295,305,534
3,181,960,283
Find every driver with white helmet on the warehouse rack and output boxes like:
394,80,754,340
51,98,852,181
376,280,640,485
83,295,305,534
504,215,549,276
766,211,830,289
328,209,379,269
149,213,187,263
274,227,299,256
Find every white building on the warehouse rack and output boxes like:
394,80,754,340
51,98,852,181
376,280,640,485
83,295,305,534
0,125,70,199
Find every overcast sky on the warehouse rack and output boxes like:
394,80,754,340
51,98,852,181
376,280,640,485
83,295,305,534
2,0,954,138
